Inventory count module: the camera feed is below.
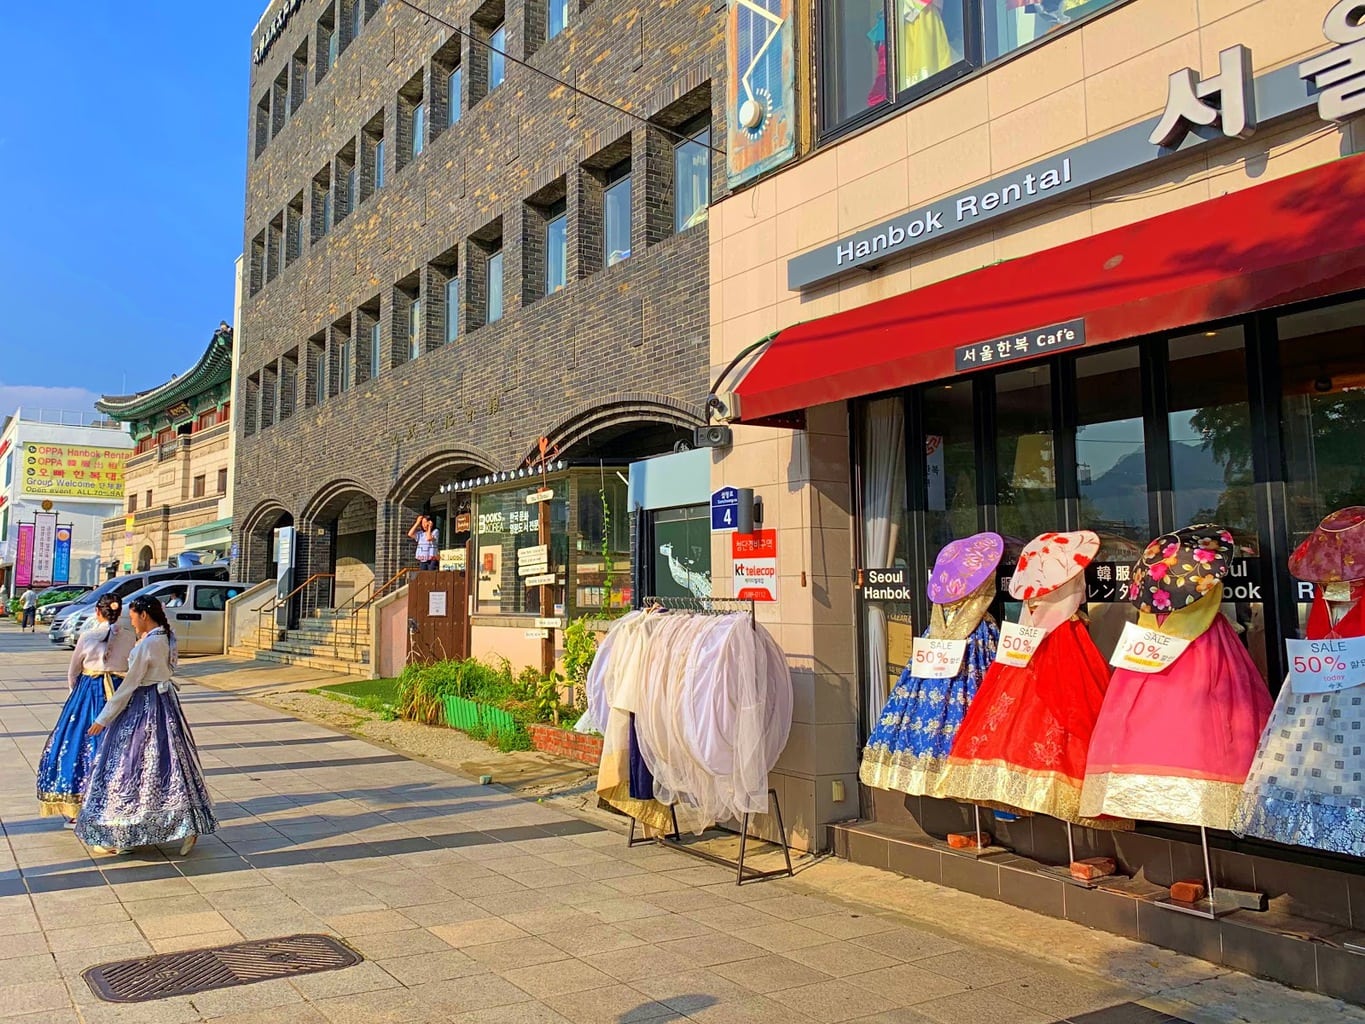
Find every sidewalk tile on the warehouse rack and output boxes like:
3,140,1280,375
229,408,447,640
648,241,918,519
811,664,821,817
287,960,403,999
849,927,964,962
499,958,617,998
843,962,969,1004
915,948,1031,989
542,923,647,957
348,926,451,959
584,943,700,983
135,909,234,939
654,933,769,967
464,935,572,971
373,948,486,986
912,989,1053,1024
149,929,244,952
430,916,530,948
729,921,829,953
712,952,835,993
770,979,898,1023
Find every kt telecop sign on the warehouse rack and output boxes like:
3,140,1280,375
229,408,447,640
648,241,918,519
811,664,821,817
787,2,1365,292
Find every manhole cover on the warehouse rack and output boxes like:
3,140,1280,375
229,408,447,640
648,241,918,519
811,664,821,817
83,934,361,1003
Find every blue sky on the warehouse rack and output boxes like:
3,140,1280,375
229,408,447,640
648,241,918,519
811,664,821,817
0,4,255,416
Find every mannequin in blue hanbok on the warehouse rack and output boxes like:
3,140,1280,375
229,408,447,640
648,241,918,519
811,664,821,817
76,595,218,855
37,595,135,823
860,532,1004,796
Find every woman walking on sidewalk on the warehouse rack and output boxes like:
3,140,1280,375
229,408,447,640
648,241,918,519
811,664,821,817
75,595,218,856
36,595,134,825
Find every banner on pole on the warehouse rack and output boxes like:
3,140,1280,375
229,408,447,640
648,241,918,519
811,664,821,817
14,524,34,589
32,513,57,587
52,525,73,585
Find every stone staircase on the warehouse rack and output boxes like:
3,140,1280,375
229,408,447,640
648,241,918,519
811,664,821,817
228,609,372,677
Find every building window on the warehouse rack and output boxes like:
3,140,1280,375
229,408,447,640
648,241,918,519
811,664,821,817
312,165,332,242
448,66,462,125
674,119,711,232
489,23,506,90
196,410,216,431
350,0,364,43
370,318,383,377
318,4,338,81
548,0,570,40
322,189,333,233
445,275,460,342
487,249,504,323
217,468,228,494
145,490,153,509
193,475,206,498
546,202,567,294
412,100,425,157
339,334,354,391
604,161,631,267
820,0,1122,135
129,494,138,513
375,137,386,188
345,161,359,216
408,295,423,359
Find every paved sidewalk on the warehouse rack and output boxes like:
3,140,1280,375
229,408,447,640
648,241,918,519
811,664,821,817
1,633,1362,1024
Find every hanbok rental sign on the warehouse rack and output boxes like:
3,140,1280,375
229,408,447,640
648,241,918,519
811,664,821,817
733,530,777,602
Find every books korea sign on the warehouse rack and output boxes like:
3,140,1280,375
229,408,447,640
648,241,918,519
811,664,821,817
733,530,777,603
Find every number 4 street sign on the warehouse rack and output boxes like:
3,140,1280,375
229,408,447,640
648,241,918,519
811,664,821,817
711,487,739,532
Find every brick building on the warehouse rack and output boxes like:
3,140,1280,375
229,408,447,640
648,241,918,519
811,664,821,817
96,325,235,573
233,0,725,603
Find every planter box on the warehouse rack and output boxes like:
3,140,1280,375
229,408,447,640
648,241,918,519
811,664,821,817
441,696,521,737
528,723,604,766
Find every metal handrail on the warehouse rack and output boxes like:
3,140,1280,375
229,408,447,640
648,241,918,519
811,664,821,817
256,573,335,647
331,567,415,660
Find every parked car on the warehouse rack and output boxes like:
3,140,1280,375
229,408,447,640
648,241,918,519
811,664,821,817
114,578,251,655
48,563,229,643
34,585,95,624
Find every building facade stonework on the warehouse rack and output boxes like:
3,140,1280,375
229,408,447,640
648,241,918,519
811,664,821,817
235,0,722,589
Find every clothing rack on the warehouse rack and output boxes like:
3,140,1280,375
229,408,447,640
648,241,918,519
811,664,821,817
623,596,793,885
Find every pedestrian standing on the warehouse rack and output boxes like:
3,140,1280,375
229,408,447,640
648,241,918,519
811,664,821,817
36,596,134,825
20,587,38,631
76,595,217,856
408,514,440,570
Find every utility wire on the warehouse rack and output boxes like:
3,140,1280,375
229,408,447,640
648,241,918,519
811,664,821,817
391,0,727,154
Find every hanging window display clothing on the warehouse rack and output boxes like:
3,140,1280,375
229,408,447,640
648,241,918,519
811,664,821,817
1231,507,1365,855
867,11,889,105
1081,525,1272,830
938,532,1124,826
860,532,1004,797
898,0,955,89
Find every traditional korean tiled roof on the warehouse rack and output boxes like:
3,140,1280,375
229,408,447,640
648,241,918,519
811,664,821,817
96,325,233,421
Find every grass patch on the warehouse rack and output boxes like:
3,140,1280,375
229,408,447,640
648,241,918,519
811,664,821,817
313,677,400,720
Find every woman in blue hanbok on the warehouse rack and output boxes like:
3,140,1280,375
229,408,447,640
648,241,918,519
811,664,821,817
860,533,1003,797
37,595,135,824
76,595,218,855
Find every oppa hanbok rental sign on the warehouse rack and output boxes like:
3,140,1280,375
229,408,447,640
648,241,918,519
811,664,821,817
733,529,777,602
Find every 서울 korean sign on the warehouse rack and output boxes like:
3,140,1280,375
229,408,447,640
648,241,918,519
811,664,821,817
21,443,127,500
787,2,1364,292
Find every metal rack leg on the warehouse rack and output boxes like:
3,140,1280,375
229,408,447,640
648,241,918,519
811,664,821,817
737,813,751,886
770,788,794,878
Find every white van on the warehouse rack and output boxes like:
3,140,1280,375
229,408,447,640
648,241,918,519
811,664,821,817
120,579,252,655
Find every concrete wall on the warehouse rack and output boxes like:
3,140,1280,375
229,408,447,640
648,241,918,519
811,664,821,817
707,0,1365,852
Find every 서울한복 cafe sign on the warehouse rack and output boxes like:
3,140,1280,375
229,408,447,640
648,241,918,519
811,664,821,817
786,3,1365,293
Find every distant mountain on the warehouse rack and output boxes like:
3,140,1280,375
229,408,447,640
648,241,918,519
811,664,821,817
1080,441,1225,527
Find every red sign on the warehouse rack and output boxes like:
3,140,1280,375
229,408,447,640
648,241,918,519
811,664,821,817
732,529,777,603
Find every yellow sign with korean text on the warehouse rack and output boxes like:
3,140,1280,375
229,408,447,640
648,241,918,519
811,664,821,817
21,443,127,500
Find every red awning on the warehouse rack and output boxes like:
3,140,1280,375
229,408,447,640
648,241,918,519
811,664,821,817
733,153,1365,425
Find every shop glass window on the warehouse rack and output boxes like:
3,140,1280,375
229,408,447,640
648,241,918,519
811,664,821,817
1167,326,1266,673
1074,346,1145,651
995,365,1058,543
921,381,977,554
1278,299,1365,555
604,162,632,266
487,249,504,323
445,276,460,342
546,204,568,294
574,474,631,613
489,24,507,90
859,396,910,732
1075,346,1148,553
473,484,567,615
548,0,571,40
674,122,711,232
1167,327,1256,549
983,0,1120,61
650,506,712,600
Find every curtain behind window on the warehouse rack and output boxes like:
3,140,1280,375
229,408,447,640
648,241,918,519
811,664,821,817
861,398,906,733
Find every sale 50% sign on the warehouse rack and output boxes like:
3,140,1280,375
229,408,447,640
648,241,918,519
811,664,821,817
1109,622,1191,673
1286,637,1365,694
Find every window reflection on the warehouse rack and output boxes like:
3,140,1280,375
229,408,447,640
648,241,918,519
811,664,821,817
823,0,888,125
984,0,1120,61
995,366,1057,545
922,381,976,554
896,0,965,91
